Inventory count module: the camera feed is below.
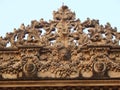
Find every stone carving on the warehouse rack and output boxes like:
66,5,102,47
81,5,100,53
0,53,22,79
0,5,120,79
0,36,8,48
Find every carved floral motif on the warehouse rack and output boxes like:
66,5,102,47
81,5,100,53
0,5,120,79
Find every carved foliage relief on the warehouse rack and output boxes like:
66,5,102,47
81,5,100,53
0,5,120,79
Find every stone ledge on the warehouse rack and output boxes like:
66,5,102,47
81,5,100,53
0,80,120,87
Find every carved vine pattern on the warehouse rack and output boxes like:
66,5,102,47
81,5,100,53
0,5,120,79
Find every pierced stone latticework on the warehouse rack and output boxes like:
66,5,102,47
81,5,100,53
0,5,120,80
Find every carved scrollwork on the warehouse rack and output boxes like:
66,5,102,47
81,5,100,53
0,5,120,79
0,53,22,79
0,5,119,48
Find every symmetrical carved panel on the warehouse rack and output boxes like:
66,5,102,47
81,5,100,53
0,5,120,80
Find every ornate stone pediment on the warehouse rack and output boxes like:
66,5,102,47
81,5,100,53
0,5,120,80
0,5,120,88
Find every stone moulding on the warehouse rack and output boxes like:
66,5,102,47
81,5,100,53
0,80,120,87
0,5,120,89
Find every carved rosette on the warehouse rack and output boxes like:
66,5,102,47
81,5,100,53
0,5,120,79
